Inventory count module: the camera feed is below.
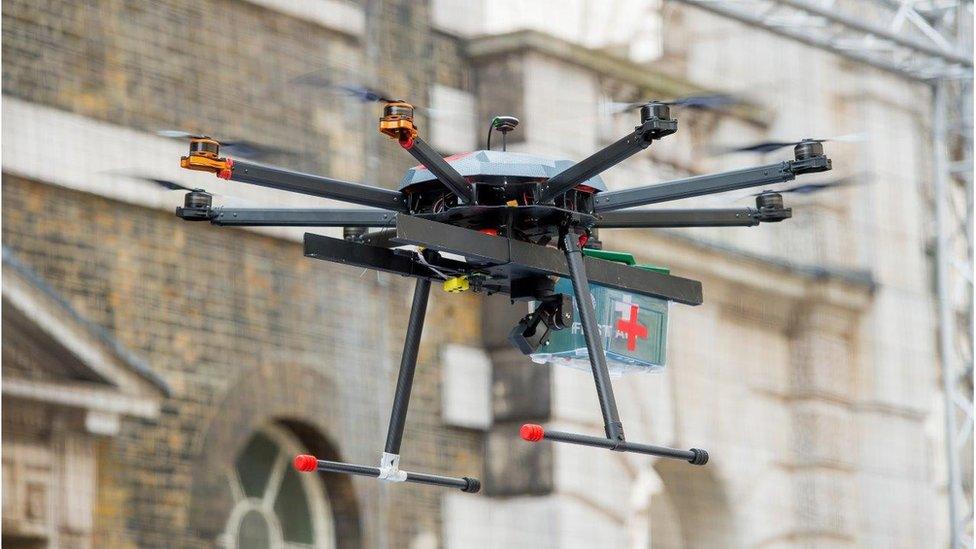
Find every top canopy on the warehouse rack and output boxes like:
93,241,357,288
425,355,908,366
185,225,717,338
398,150,608,192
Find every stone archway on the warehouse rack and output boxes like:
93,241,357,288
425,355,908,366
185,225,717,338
647,459,738,549
185,363,363,549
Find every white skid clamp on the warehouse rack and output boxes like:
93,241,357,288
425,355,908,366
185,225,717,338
377,452,407,482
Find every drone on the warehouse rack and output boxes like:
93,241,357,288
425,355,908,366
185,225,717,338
163,92,833,494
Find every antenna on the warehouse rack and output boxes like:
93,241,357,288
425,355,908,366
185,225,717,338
487,116,520,151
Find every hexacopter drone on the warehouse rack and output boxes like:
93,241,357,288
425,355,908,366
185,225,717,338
163,92,832,494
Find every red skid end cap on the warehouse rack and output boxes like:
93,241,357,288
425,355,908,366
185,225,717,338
520,424,545,442
399,136,415,149
293,454,318,472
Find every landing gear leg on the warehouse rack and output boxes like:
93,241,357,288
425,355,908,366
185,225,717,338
518,233,708,466
562,233,625,442
293,278,482,492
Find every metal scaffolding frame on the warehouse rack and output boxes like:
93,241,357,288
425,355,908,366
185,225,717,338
669,1,974,546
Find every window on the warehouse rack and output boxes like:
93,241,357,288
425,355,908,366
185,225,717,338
223,426,335,549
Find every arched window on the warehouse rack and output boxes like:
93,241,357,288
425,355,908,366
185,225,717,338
223,425,335,549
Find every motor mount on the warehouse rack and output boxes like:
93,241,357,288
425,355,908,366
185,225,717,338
180,137,232,176
175,190,214,221
793,139,824,160
755,191,792,222
379,101,418,144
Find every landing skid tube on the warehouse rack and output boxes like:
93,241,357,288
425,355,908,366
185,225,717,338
292,455,481,492
519,425,707,465
519,234,709,466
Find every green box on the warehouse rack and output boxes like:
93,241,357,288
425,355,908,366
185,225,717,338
530,253,670,375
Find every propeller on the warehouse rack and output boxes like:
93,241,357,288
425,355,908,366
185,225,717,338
612,93,740,113
156,130,294,160
737,175,867,201
113,172,208,193
564,93,741,122
290,69,402,102
664,94,740,109
288,71,461,118
113,172,255,207
720,133,866,155
140,176,204,193
293,76,400,103
157,130,208,140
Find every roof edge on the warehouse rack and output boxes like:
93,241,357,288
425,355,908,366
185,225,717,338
2,247,171,397
464,29,770,127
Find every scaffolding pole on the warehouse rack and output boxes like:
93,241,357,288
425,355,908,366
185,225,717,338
935,76,972,549
670,1,973,546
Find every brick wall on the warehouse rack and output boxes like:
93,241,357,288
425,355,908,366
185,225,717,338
3,173,485,546
1,0,462,186
1,0,497,544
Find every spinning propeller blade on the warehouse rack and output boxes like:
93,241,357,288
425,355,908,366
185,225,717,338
758,176,861,196
290,70,400,102
114,173,255,207
288,71,461,117
157,129,208,139
564,93,742,122
607,93,740,114
145,177,199,192
722,133,866,154
736,175,868,201
118,173,204,193
157,130,294,160
327,83,398,103
664,93,740,109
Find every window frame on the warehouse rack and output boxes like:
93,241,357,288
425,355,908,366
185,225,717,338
222,424,336,549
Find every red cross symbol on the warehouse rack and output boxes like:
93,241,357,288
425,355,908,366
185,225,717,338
616,304,648,351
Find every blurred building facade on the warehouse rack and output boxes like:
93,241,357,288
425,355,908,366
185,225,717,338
0,0,953,548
